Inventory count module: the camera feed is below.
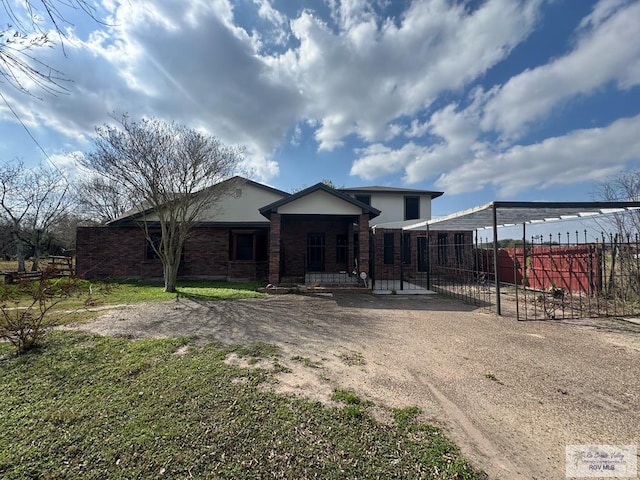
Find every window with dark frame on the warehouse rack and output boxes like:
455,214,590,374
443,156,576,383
255,234,268,261
336,234,348,264
355,194,371,206
404,196,420,220
235,234,254,260
437,233,448,266
231,231,268,261
402,232,411,264
145,235,161,260
383,233,395,265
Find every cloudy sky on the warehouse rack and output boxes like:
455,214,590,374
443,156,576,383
1,0,640,216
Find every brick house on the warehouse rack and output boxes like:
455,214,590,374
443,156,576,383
75,176,446,286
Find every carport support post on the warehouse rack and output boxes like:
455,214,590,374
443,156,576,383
492,203,502,315
399,231,404,291
426,224,431,290
522,222,527,283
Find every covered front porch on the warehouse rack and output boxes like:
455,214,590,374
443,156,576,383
259,183,380,286
278,214,361,285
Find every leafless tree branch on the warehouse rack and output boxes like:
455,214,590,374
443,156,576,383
0,159,70,271
595,169,640,238
79,116,246,292
1,0,103,97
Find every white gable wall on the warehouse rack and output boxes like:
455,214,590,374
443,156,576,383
277,190,362,215
364,193,432,225
137,182,436,225
198,183,286,222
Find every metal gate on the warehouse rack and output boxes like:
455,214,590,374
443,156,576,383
370,229,432,293
433,231,640,320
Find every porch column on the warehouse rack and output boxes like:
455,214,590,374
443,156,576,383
358,213,369,276
269,213,281,285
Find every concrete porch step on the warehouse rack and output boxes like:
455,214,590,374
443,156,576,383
305,272,358,285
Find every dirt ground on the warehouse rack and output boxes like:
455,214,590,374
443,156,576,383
69,293,640,480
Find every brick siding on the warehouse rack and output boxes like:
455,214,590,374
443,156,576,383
370,229,473,281
76,221,466,285
76,226,269,281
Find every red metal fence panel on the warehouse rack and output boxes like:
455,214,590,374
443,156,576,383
479,246,599,294
526,245,598,294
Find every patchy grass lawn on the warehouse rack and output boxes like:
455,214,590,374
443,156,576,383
90,280,266,304
0,279,266,314
0,333,482,479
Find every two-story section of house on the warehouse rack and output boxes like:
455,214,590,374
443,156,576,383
339,186,443,227
336,186,445,285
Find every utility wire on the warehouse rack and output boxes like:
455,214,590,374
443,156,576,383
0,90,70,185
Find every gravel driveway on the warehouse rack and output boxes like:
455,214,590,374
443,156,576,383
72,293,640,479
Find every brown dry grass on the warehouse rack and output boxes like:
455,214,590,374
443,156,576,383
0,260,29,272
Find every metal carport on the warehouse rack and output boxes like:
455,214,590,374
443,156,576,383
404,201,640,316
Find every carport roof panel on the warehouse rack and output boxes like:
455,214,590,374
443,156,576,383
404,201,640,231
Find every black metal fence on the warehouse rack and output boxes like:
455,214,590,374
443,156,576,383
508,232,640,320
425,232,496,309
375,229,640,320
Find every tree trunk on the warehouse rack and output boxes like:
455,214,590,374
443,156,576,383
31,230,41,272
164,262,178,293
13,226,26,273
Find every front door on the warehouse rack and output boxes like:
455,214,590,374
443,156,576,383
307,233,325,272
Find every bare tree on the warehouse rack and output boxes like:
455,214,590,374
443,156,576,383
79,116,245,292
0,160,70,271
595,169,640,301
0,161,30,271
73,176,132,224
26,166,70,269
0,218,13,259
596,169,640,237
1,268,84,354
46,210,78,253
1,0,99,98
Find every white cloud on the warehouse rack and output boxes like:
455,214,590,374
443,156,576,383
354,93,486,184
254,0,286,26
2,0,639,199
0,0,302,183
482,0,640,137
436,114,640,196
404,119,430,139
577,0,630,30
349,0,640,197
274,0,542,149
252,0,289,47
48,152,85,179
350,142,423,179
352,104,640,198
